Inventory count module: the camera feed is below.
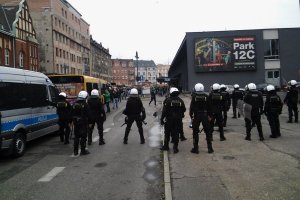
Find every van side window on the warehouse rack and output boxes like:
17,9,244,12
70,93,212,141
30,84,48,107
49,86,59,103
0,82,30,111
86,82,92,95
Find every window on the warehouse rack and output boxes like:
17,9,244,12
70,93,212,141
274,71,279,78
31,84,48,107
5,48,9,65
0,83,30,110
49,86,59,103
264,39,279,59
19,52,24,68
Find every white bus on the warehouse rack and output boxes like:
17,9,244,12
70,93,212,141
0,66,59,157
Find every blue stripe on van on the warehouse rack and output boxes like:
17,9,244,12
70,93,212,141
1,114,58,133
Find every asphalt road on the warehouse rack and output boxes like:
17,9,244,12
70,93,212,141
0,98,164,200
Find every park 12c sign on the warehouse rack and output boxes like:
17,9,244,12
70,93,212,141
194,36,256,72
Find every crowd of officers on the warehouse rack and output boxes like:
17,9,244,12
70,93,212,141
160,80,298,154
55,79,298,156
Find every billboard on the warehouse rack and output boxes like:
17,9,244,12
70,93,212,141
194,36,256,72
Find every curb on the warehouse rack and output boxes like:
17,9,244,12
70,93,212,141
163,151,172,200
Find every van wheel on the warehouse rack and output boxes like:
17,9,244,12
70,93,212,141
11,133,26,158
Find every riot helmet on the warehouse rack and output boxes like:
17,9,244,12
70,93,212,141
248,83,256,90
170,87,179,97
234,84,239,89
290,80,297,86
130,88,138,95
266,85,275,92
91,89,99,96
212,83,220,91
194,83,204,92
59,92,67,98
78,90,88,99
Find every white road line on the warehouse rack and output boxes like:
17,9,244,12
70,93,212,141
104,128,111,133
38,167,65,182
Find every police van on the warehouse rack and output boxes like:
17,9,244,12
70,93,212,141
0,66,59,157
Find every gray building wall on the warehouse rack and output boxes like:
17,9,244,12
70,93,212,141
185,30,265,91
278,28,300,84
170,28,300,92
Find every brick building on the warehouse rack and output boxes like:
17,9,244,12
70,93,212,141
0,0,39,71
111,59,135,86
90,35,112,82
27,0,90,74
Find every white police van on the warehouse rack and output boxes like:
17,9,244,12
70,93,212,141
0,66,59,157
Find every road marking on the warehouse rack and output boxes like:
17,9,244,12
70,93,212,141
104,128,111,133
38,167,65,182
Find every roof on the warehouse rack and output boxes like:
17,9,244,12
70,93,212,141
0,0,20,35
133,60,156,68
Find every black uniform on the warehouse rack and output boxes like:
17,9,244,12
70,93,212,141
244,90,264,141
56,96,72,144
284,86,298,123
220,88,231,127
231,88,244,118
72,99,89,155
264,91,283,138
208,90,226,141
161,94,186,153
123,95,146,144
87,96,106,145
189,91,213,154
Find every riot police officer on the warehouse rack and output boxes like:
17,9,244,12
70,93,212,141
208,83,226,141
264,85,283,138
284,80,298,123
231,84,244,118
161,87,186,153
56,92,72,144
190,83,213,154
72,91,90,155
87,89,106,145
244,83,264,141
123,88,146,144
220,84,231,127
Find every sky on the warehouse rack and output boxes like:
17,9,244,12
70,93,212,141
69,0,300,65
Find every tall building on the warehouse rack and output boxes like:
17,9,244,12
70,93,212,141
27,0,90,74
111,59,135,86
134,60,157,84
157,64,170,77
0,0,39,71
90,35,112,82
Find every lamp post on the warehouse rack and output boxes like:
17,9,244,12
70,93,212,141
135,51,139,85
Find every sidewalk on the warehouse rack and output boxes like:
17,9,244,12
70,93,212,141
164,95,300,200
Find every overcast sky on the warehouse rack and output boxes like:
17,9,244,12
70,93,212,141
69,0,300,65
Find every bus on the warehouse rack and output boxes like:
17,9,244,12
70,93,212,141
47,74,107,99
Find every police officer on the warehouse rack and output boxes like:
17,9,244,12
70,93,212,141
56,92,72,144
87,89,106,145
72,91,90,155
161,87,186,153
220,84,231,127
231,84,244,118
284,80,298,123
244,83,264,141
264,85,283,138
190,83,213,154
123,88,146,144
208,83,226,141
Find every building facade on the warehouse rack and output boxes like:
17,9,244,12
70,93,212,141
0,0,39,71
111,58,135,86
90,35,112,82
157,64,170,77
134,60,157,84
27,0,90,74
170,28,300,91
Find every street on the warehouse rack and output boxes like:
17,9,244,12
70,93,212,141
0,98,163,200
1,93,300,200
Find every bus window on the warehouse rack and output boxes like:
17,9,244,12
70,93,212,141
93,83,99,90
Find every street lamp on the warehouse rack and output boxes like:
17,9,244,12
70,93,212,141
135,51,139,84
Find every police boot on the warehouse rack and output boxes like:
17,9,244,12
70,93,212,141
160,143,169,151
74,149,79,156
123,130,130,144
99,133,105,145
87,131,92,145
207,141,214,154
173,142,179,154
80,149,90,155
139,129,145,144
245,133,251,141
259,132,264,141
295,113,298,123
220,132,226,141
191,137,199,154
